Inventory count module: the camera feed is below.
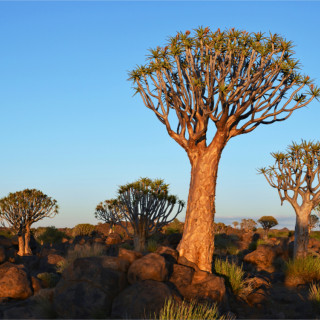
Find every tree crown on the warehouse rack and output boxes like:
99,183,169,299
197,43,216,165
258,215,278,230
129,27,319,152
0,189,58,229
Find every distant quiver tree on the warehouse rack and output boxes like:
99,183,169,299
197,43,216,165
259,141,320,258
258,216,278,239
129,26,319,271
95,178,184,251
0,189,58,256
240,218,257,231
308,214,319,233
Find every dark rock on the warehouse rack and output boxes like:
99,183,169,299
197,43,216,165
111,280,172,319
169,263,194,292
163,233,182,248
0,262,33,299
31,276,43,294
156,246,179,261
47,253,65,266
0,246,6,264
53,256,127,318
243,244,281,272
127,253,168,284
0,236,13,249
118,248,143,264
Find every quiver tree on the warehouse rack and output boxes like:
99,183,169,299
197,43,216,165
0,189,58,255
258,216,278,239
240,218,257,231
259,141,320,258
95,200,124,234
309,214,319,233
232,221,239,229
129,27,319,271
95,178,184,251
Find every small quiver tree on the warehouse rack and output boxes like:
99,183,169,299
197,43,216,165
95,178,184,251
0,189,58,256
259,141,320,259
240,218,257,232
309,214,319,234
258,216,278,239
232,221,239,229
129,27,319,271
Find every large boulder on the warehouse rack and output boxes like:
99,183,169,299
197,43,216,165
53,256,128,318
111,280,173,319
118,248,142,264
127,253,168,284
0,262,33,300
0,235,13,249
243,244,281,272
170,264,226,305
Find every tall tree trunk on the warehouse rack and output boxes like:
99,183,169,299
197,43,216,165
17,224,25,256
294,209,311,259
24,224,32,255
177,139,225,272
133,218,147,252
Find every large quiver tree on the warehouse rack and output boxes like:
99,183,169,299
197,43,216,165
259,141,320,258
0,189,58,255
129,27,319,271
95,178,184,251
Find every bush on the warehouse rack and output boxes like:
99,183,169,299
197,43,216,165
56,243,105,273
214,234,239,255
286,256,320,283
36,226,67,244
147,239,159,252
0,228,14,238
37,272,60,288
214,258,245,295
157,297,226,320
72,224,95,237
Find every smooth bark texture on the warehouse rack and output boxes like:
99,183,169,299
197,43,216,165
134,234,146,252
24,224,32,255
17,234,25,256
178,139,225,272
294,208,311,259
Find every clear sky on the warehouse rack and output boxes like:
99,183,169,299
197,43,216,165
0,1,319,229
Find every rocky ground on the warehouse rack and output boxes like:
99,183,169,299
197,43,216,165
0,226,320,319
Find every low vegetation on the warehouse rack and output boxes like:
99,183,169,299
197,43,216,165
37,272,60,288
72,223,96,237
35,226,67,244
286,256,320,283
157,297,226,320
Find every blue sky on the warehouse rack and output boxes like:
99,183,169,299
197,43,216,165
0,1,319,229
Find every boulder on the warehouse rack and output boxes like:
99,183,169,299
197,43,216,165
118,248,143,264
0,235,13,249
53,256,127,318
47,253,65,266
169,263,194,291
0,262,33,299
243,244,281,272
182,270,226,304
106,233,122,245
156,246,179,261
0,246,6,264
244,276,270,306
31,276,43,294
127,253,168,284
111,280,172,319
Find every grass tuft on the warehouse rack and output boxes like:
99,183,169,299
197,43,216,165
286,256,320,283
147,239,159,252
157,297,227,320
56,243,105,273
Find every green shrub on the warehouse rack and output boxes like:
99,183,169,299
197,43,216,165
215,234,238,255
57,243,105,273
36,226,67,244
120,242,134,250
164,218,184,235
0,229,14,238
214,258,245,295
37,272,60,288
158,297,226,320
286,256,320,283
147,239,159,252
72,224,95,237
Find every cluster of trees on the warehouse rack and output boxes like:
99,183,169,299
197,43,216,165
1,26,319,271
130,26,319,268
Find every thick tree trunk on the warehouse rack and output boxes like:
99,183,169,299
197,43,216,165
294,209,311,259
24,224,32,255
133,234,146,252
177,139,225,272
17,234,25,256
